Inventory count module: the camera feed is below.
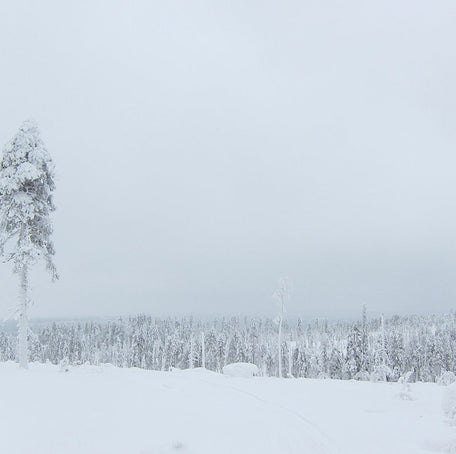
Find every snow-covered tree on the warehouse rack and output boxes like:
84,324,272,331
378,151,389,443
286,340,296,378
361,304,369,370
346,325,363,378
188,335,195,369
0,120,58,368
201,331,206,368
273,277,292,378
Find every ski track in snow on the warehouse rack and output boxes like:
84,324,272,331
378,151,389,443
184,370,341,453
170,369,334,454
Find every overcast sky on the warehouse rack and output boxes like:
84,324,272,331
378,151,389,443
0,0,455,320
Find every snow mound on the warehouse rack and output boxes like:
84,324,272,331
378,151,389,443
174,367,219,377
223,362,259,378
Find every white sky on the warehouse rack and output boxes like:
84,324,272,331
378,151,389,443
0,0,455,319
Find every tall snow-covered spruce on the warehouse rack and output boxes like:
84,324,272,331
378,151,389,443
0,120,57,369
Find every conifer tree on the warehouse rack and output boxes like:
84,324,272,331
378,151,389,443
0,120,58,368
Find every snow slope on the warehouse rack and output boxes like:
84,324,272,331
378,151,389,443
0,362,453,454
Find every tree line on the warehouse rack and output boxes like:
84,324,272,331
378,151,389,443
0,310,455,382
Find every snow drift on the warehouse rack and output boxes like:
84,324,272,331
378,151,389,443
222,362,259,378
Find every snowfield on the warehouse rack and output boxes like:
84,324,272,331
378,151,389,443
0,362,454,454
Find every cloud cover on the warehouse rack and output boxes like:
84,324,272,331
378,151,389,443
0,0,455,319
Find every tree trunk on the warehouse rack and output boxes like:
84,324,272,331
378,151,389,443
18,265,29,369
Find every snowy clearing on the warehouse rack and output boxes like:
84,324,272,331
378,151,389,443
0,362,454,454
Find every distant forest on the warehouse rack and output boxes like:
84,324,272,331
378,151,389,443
1,311,455,383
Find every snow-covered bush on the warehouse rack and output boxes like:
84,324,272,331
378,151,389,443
370,365,392,382
223,363,259,378
438,371,456,386
317,372,330,380
398,371,414,400
59,357,70,373
442,383,456,422
353,371,370,381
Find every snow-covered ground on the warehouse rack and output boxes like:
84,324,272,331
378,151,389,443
0,361,454,454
